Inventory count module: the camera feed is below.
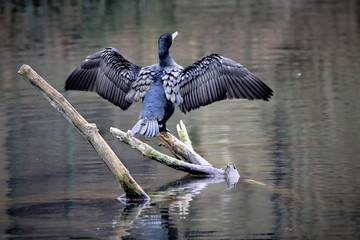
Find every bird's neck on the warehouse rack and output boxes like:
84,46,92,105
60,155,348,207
159,49,176,67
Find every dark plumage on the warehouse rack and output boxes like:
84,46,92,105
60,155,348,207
65,32,273,137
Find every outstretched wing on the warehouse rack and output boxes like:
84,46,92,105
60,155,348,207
65,47,141,110
177,54,273,113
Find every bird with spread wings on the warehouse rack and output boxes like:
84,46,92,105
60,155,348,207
65,32,273,137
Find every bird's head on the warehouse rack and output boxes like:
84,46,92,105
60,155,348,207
158,32,178,57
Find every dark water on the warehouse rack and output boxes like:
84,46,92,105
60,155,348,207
1,0,360,239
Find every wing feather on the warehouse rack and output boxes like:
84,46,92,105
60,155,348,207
161,67,183,104
177,54,273,113
125,64,159,103
65,47,141,110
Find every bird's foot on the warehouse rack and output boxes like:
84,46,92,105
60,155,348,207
159,126,171,133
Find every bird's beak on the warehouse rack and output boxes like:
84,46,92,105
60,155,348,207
172,31,179,40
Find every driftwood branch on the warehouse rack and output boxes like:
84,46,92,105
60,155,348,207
110,128,227,176
176,120,193,150
110,127,240,185
157,131,212,166
18,64,149,201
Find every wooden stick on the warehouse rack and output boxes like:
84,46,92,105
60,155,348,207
110,128,227,176
176,120,193,150
157,131,212,166
18,64,149,201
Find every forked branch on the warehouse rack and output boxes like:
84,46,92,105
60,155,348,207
110,126,240,184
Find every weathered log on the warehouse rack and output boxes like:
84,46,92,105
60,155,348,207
18,64,149,201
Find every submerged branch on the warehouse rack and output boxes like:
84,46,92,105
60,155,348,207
18,64,149,201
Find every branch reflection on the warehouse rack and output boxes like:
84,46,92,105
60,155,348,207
114,175,236,238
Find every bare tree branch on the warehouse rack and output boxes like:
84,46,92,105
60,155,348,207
110,128,227,176
18,64,149,201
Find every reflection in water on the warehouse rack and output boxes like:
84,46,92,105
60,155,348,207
1,0,360,239
6,176,231,238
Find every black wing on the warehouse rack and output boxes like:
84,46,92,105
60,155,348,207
65,47,141,110
177,54,273,113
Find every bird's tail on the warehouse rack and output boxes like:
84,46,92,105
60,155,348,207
131,118,160,137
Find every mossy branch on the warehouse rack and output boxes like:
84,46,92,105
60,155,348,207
176,120,193,150
110,128,240,185
110,128,227,176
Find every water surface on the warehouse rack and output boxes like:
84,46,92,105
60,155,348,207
1,0,360,239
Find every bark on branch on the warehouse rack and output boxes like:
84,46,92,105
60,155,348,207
110,128,231,176
110,127,240,184
157,130,212,166
18,64,149,201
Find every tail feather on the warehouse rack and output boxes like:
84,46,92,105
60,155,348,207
131,119,144,136
131,118,159,137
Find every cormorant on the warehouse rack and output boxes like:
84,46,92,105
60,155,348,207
65,32,273,137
